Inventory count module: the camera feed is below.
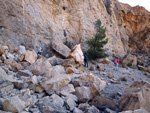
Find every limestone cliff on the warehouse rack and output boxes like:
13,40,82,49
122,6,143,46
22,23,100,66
0,0,150,57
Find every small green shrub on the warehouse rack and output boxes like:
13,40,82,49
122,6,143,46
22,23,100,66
131,65,136,69
6,81,12,86
118,77,127,82
120,62,127,67
127,63,132,67
137,61,144,66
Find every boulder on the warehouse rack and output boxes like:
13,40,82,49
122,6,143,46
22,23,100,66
79,73,106,92
17,70,33,77
2,96,25,113
122,54,137,66
40,74,71,95
1,54,7,61
6,53,14,59
97,63,105,71
138,65,150,73
38,94,66,113
0,83,14,94
61,58,76,68
18,45,26,55
0,45,9,56
60,92,78,102
66,67,80,74
85,105,100,113
75,86,91,102
67,44,84,65
0,110,12,113
25,50,37,64
138,65,146,71
73,73,106,102
19,89,37,107
51,40,71,58
73,108,83,113
0,67,8,80
4,59,23,72
78,65,86,73
108,72,114,79
92,96,117,110
20,61,30,68
27,58,52,75
60,84,75,94
64,97,76,111
78,103,90,111
119,108,149,113
119,81,150,112
50,65,66,76
98,58,110,64
20,54,25,62
89,64,96,71
47,56,64,66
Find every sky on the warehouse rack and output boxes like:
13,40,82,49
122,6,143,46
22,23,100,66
118,0,150,12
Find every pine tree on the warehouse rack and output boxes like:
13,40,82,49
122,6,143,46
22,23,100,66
87,19,108,59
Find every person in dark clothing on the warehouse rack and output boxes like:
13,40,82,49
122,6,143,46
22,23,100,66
84,53,88,67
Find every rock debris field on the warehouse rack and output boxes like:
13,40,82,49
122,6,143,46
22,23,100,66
0,44,150,113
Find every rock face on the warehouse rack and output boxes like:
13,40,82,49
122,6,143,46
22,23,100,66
1,0,150,57
118,81,150,112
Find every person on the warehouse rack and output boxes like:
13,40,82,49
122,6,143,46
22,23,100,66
114,58,119,71
84,53,88,67
37,46,42,55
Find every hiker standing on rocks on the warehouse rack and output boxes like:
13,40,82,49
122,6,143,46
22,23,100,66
84,53,88,67
37,46,42,55
114,58,119,71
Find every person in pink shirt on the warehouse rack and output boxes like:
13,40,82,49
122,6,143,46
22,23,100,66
114,58,120,71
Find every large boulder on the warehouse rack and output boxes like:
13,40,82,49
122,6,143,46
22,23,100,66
2,96,25,113
74,73,106,102
49,65,66,76
18,45,26,55
60,84,75,94
18,89,37,107
98,58,110,64
47,56,64,66
40,74,71,95
0,45,9,56
0,67,8,80
38,94,66,113
17,69,33,77
119,108,149,113
92,96,117,111
61,58,76,68
27,58,52,75
66,67,80,74
78,73,106,92
25,50,37,64
51,40,71,58
122,54,137,66
75,86,91,102
67,44,84,65
64,97,77,111
119,81,150,112
4,59,23,72
97,63,105,71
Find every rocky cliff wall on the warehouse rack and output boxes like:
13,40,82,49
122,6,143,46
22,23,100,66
0,0,150,57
